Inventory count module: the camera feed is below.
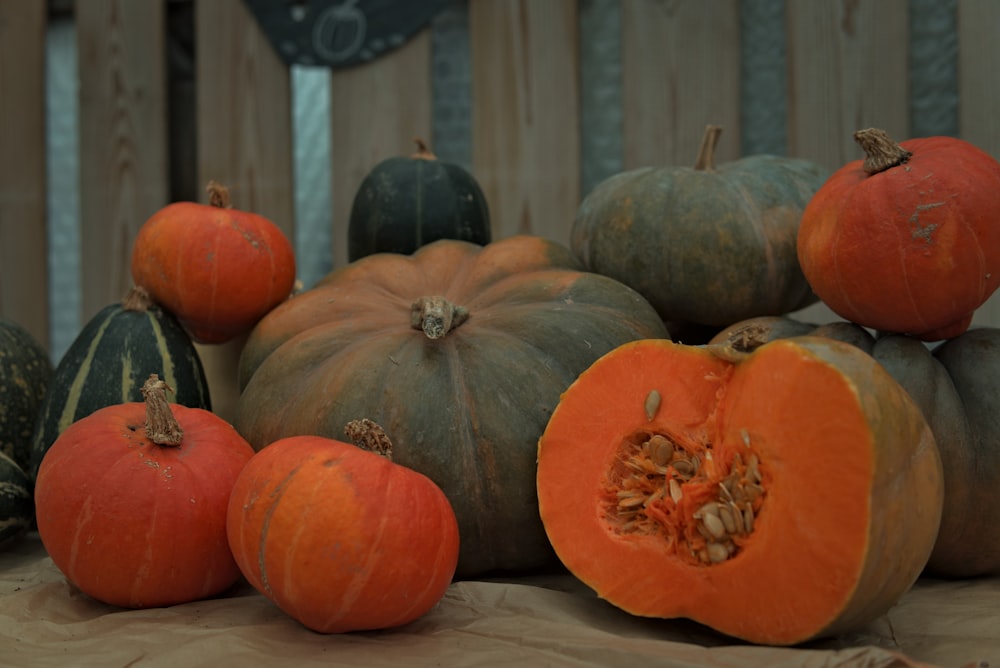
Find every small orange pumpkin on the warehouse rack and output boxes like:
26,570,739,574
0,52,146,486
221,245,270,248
34,375,255,608
797,128,1000,341
227,420,460,633
131,181,297,344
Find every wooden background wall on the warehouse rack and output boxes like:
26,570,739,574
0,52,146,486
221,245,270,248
1,0,999,421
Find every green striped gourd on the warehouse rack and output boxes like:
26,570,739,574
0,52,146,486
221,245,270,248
29,286,212,480
0,450,32,546
0,318,53,472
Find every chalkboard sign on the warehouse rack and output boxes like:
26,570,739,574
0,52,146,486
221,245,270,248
243,0,451,68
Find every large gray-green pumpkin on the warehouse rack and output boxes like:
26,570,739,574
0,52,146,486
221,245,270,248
571,125,828,338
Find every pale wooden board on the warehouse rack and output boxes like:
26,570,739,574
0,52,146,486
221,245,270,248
959,0,1000,329
329,28,433,270
0,0,48,346
75,0,169,323
194,0,295,423
621,0,742,169
786,0,910,172
469,0,581,246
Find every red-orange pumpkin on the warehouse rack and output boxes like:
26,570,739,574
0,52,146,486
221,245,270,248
227,420,460,633
131,181,297,344
537,337,942,645
797,128,1000,341
34,375,255,608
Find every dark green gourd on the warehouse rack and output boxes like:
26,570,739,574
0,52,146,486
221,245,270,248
0,318,53,472
0,451,32,546
347,139,491,261
29,286,212,480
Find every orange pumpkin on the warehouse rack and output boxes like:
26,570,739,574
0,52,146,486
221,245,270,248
797,128,1000,341
227,420,460,633
536,337,942,645
34,375,255,608
131,181,297,344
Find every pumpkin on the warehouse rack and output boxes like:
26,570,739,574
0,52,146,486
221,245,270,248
0,318,52,472
536,337,943,645
29,286,211,481
227,420,460,633
0,451,32,547
234,235,669,577
347,138,491,262
712,316,1000,577
796,128,1000,341
130,181,297,344
571,124,827,338
34,375,255,608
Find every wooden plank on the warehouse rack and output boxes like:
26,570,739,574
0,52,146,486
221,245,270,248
621,0,742,169
194,0,294,422
330,29,433,269
76,0,169,322
469,0,580,245
786,0,910,172
0,0,48,347
958,0,1000,328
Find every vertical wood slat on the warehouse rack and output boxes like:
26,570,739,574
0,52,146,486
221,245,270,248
470,0,580,245
958,0,1000,327
76,0,169,322
621,0,742,169
0,0,48,347
786,0,911,172
194,0,294,422
330,29,433,269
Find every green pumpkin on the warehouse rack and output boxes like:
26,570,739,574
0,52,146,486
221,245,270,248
571,125,829,339
29,286,212,480
348,139,491,262
0,450,32,547
0,318,53,472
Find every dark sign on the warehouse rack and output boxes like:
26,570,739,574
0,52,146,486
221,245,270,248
243,0,451,69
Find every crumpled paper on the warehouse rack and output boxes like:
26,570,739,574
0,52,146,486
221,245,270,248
1,532,996,668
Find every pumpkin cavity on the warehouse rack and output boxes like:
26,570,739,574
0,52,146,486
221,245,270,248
605,427,765,566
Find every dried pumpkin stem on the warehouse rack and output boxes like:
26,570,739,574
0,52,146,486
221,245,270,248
142,374,184,447
206,180,233,209
344,419,393,461
121,285,154,313
411,296,469,340
854,128,912,175
693,125,723,172
411,137,437,161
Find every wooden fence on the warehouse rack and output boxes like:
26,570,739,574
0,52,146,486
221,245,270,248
2,0,999,420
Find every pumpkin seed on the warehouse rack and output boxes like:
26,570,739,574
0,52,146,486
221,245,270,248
702,512,726,539
648,435,674,467
718,504,738,534
668,478,683,504
707,542,729,563
644,390,661,421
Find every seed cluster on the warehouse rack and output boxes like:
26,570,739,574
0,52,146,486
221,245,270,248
606,431,765,566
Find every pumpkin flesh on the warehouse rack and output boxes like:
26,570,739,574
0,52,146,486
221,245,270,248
537,338,942,645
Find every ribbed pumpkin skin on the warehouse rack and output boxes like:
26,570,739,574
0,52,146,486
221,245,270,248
797,132,1000,341
29,289,211,481
572,131,827,330
0,451,32,547
0,319,52,472
235,235,669,577
347,141,491,262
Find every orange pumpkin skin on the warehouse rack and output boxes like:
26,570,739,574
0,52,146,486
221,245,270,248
131,184,297,344
227,433,460,634
34,384,255,608
537,337,942,645
797,130,1000,341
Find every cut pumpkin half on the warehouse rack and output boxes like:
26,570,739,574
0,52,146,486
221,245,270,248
536,336,943,645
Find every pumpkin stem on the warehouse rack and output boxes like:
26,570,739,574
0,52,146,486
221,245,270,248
344,418,393,461
121,285,154,312
411,296,469,339
206,180,233,208
853,128,912,175
142,374,184,447
693,125,723,172
411,138,437,161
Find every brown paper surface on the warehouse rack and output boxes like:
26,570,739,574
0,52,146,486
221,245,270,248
2,532,996,668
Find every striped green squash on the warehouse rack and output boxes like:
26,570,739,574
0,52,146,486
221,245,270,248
0,450,32,547
0,318,53,472
29,286,212,481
